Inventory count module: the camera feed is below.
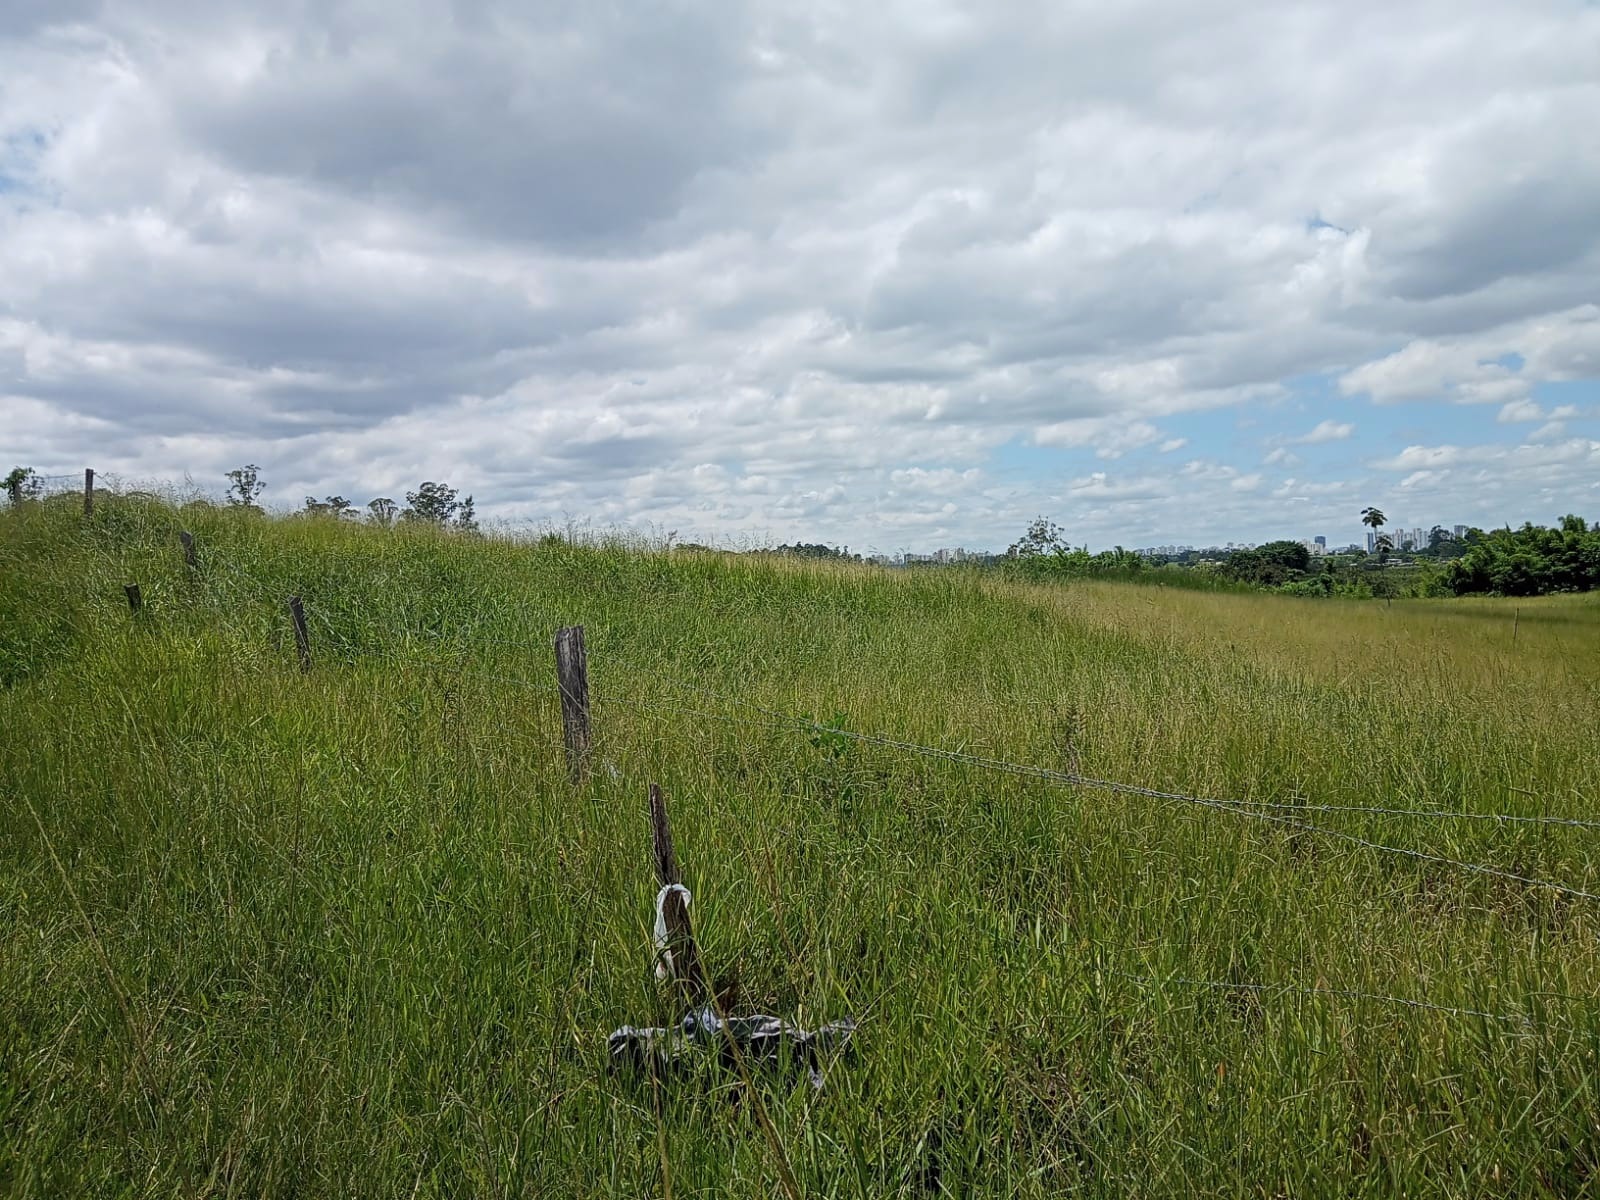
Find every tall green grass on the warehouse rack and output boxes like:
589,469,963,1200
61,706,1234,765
3,492,1599,1197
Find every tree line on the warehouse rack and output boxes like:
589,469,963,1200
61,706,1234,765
5,463,478,532
1001,508,1599,598
223,464,480,530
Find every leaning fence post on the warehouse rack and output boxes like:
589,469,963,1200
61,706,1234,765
179,530,197,569
84,468,94,518
554,625,591,782
287,596,312,672
650,783,707,1000
124,584,142,613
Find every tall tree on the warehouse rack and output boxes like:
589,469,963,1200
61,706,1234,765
1360,506,1386,535
1008,516,1069,558
403,481,460,524
225,464,264,508
367,497,398,527
402,481,477,529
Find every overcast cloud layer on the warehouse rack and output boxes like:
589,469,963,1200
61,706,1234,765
3,0,1598,551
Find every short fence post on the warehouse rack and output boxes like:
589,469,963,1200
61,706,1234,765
180,530,197,569
287,596,312,672
84,469,94,518
124,584,142,613
554,625,591,782
650,782,707,1000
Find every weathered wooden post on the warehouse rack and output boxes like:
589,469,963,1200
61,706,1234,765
650,782,707,1000
287,596,312,672
124,584,142,613
554,625,591,782
84,468,94,518
179,530,197,569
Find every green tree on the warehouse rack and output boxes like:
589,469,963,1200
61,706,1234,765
1360,506,1386,541
1220,540,1312,587
1444,515,1600,596
403,482,477,530
367,498,398,528
4,467,43,505
1008,517,1069,558
225,464,264,509
303,495,356,519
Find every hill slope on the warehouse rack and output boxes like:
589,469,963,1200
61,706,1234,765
3,493,1599,1197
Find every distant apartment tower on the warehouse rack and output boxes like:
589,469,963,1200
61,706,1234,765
1314,536,1326,550
1452,524,1469,539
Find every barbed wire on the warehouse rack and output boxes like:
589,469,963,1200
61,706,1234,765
571,648,1600,833
436,659,1600,905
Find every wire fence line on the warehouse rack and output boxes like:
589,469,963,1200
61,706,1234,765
63,553,1599,847
444,669,1584,1030
439,655,1600,911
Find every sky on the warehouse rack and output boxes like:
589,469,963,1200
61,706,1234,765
2,1,1598,555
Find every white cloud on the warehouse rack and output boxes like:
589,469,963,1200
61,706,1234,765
1,0,1597,549
1339,305,1600,407
1497,398,1545,422
1033,418,1162,459
1291,419,1355,444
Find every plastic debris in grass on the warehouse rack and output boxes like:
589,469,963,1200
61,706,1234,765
608,1005,858,1089
607,784,856,1088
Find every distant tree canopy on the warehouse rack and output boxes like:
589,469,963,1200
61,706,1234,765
1444,515,1600,596
403,482,477,531
5,467,43,503
1008,517,1069,559
775,542,858,561
302,495,356,519
1219,540,1312,587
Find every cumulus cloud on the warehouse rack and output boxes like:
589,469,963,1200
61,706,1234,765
1,0,1597,549
1290,419,1355,444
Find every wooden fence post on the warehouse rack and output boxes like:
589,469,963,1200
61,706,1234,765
179,531,197,569
650,783,707,1000
124,584,142,613
287,596,312,672
554,625,591,782
84,469,94,518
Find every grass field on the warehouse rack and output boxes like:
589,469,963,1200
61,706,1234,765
4,491,1600,1197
